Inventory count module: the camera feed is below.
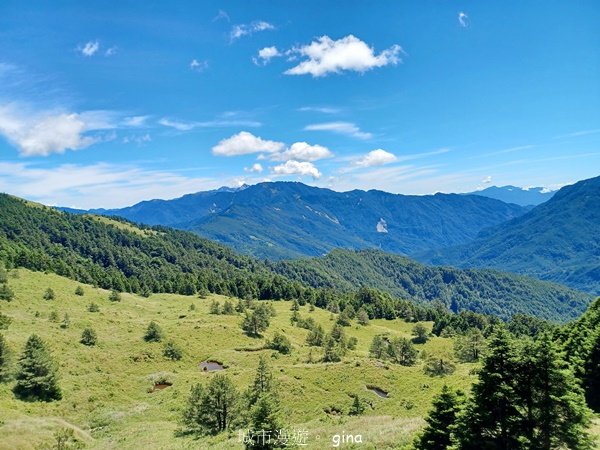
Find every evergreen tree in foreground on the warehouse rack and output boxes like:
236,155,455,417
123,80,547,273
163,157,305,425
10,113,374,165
414,385,464,450
144,321,163,342
13,334,61,401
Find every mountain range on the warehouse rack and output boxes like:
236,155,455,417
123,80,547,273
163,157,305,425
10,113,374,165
425,176,600,294
0,194,591,321
62,182,528,260
465,185,555,206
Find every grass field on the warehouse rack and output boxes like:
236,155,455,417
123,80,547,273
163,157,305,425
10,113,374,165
0,269,596,449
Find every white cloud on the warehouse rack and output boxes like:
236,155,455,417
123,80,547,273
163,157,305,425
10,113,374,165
254,46,282,65
79,41,100,57
190,59,208,72
0,162,224,208
458,12,469,27
122,115,149,127
271,142,333,162
0,104,117,156
245,163,264,173
298,106,340,114
284,35,403,77
212,131,284,156
272,160,321,179
304,121,372,140
123,134,151,145
481,175,493,184
105,46,117,56
159,117,261,131
158,118,196,131
353,149,398,168
230,21,275,42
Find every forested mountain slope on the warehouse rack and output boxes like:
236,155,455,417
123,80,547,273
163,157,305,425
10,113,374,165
63,182,528,260
425,175,600,294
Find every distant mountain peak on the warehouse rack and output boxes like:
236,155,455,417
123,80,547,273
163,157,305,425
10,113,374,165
465,184,557,206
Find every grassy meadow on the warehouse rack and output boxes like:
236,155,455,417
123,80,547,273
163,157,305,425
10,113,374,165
0,268,548,449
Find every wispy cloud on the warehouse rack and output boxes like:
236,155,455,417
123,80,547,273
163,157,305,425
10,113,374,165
213,9,230,23
190,59,208,73
230,21,275,42
282,35,403,77
0,161,224,209
553,129,600,139
298,106,341,114
458,12,469,28
79,41,100,57
304,121,372,140
158,117,261,131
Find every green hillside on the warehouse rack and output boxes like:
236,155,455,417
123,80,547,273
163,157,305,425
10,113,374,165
425,175,600,294
274,249,592,321
1,194,590,322
0,269,474,449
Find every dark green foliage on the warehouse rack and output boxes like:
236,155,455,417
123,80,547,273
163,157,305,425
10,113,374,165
144,321,163,342
454,328,486,362
387,337,418,366
347,336,358,350
349,394,366,416
241,304,271,337
0,312,12,330
357,308,369,326
275,249,591,321
456,328,593,450
48,310,59,322
108,290,121,302
244,357,284,449
163,341,183,360
13,334,61,401
428,175,600,294
80,328,97,346
87,302,100,313
43,288,55,300
322,325,348,362
306,324,325,347
0,284,14,302
336,308,352,327
369,335,387,359
74,286,84,296
0,333,13,382
0,266,7,284
221,300,235,315
412,323,429,343
424,356,456,376
209,300,221,315
414,385,464,450
50,428,84,450
182,374,239,434
290,300,300,311
267,332,292,355
507,313,554,338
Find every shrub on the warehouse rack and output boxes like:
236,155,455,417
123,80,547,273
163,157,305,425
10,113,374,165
87,302,100,312
163,341,183,360
267,332,292,355
0,284,15,302
109,290,121,302
13,334,61,401
144,321,163,342
43,288,55,301
80,328,97,346
75,286,85,296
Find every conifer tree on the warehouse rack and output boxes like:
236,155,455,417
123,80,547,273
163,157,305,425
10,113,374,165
455,327,523,450
414,385,463,450
43,288,55,300
306,324,325,347
369,335,387,359
144,321,163,342
74,286,84,296
0,333,12,382
80,328,97,346
13,334,61,401
357,308,370,326
0,284,14,302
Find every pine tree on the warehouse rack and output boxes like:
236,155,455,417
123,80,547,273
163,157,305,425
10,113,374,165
0,333,12,382
267,332,292,355
0,284,14,302
80,327,97,346
60,313,70,329
205,374,239,433
349,394,366,415
524,333,592,449
87,302,100,312
43,288,55,301
412,323,429,344
414,385,463,450
210,300,221,315
241,307,270,337
222,300,235,315
583,329,600,411
74,286,84,296
13,334,61,401
182,383,210,432
455,327,523,450
248,355,274,404
306,324,325,347
454,328,486,362
108,290,121,302
357,308,370,326
388,337,418,366
163,341,183,360
144,321,163,342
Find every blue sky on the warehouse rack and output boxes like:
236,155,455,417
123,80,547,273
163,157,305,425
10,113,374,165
0,0,599,208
